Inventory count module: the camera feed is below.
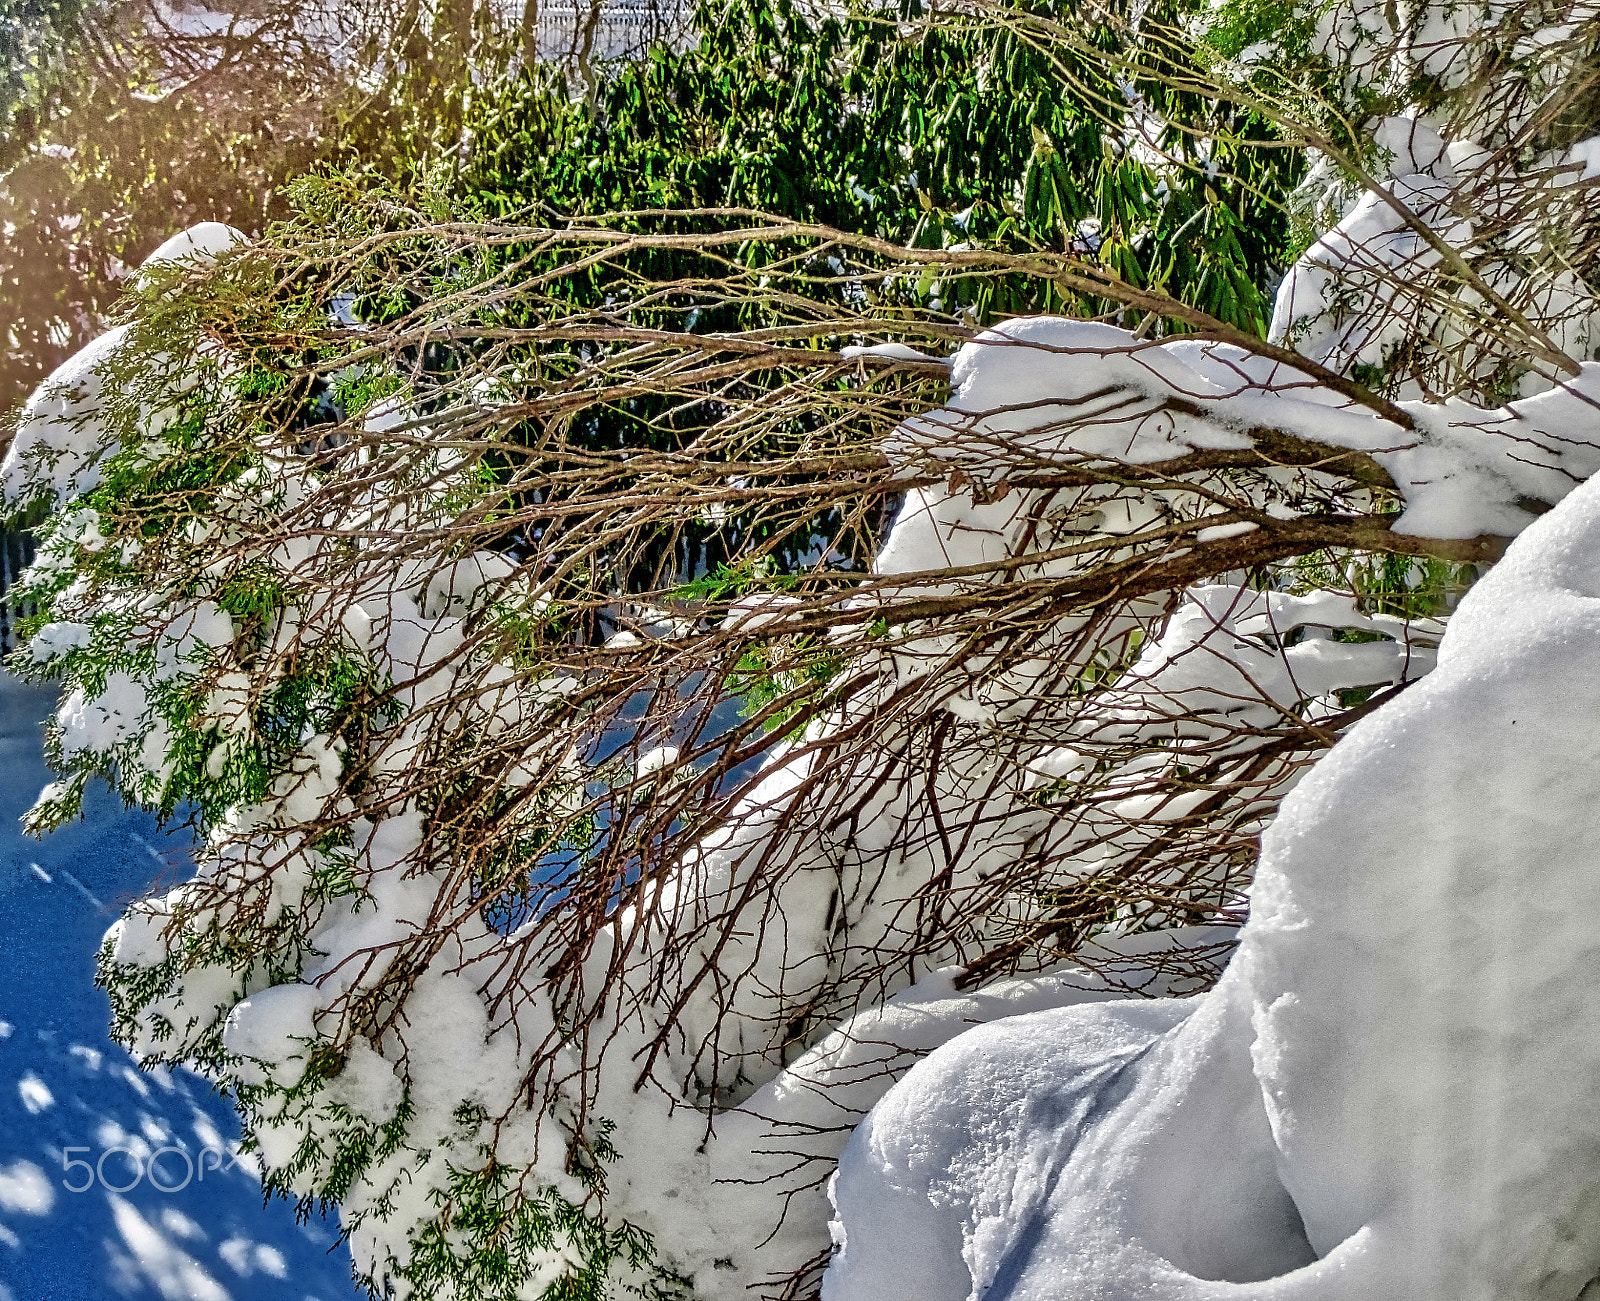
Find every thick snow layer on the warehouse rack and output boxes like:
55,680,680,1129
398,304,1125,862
897,315,1600,542
2,222,248,513
1,325,134,509
709,928,1238,1289
139,223,246,274
840,343,945,364
1269,170,1470,377
824,456,1600,1300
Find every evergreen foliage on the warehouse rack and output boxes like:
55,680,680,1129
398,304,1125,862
455,0,1298,334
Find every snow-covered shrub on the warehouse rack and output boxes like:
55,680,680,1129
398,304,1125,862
1212,0,1600,402
7,0,1600,1294
824,398,1600,1301
817,2,1600,1297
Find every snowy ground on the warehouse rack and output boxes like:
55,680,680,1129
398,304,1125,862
0,674,364,1301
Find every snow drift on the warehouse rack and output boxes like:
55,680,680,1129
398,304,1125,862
823,407,1600,1301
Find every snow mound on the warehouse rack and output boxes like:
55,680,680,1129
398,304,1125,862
824,443,1600,1299
139,222,247,276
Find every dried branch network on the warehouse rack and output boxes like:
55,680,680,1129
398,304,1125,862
3,0,1600,1296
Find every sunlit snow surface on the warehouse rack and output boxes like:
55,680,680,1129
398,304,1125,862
823,439,1600,1300
0,674,363,1301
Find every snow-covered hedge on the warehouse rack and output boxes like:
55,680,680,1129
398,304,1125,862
7,0,1600,1295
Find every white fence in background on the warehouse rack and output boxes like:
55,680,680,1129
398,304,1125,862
531,0,688,59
